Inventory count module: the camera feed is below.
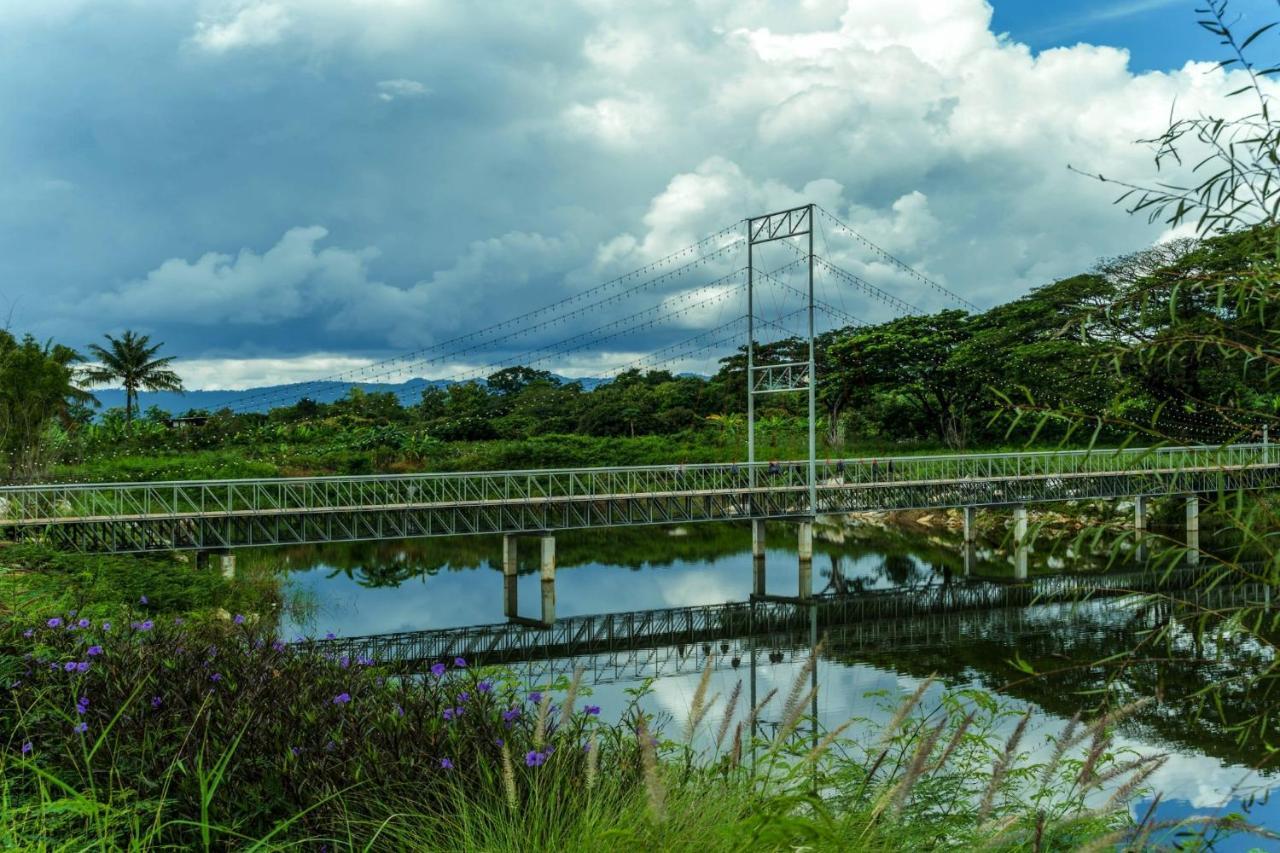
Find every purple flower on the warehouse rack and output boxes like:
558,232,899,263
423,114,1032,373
582,741,592,753
430,663,446,678
139,595,148,605
340,656,350,669
140,620,153,631
22,630,32,639
495,737,504,747
210,673,222,682
63,661,77,672
333,692,351,705
151,696,162,709
233,614,245,625
174,617,184,625
47,618,63,628
76,697,89,714
443,707,463,721
477,680,493,693
439,758,454,770
102,622,111,631
525,750,546,767
271,641,286,653
357,656,374,666
583,704,601,716
21,742,32,755
73,722,88,734
394,704,404,717
290,746,301,757
77,618,90,629
502,707,521,723
87,645,103,657
528,692,542,704
453,657,467,668
324,632,335,640
457,691,470,703
76,661,89,673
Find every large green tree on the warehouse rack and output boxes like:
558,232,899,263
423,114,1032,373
82,331,184,423
0,331,92,479
827,310,984,448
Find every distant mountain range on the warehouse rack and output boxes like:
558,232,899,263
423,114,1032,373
89,375,614,416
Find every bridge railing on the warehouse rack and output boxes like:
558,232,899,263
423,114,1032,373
0,443,1272,525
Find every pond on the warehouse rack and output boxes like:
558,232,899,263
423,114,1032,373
247,512,1276,849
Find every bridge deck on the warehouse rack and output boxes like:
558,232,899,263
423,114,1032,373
3,444,1276,553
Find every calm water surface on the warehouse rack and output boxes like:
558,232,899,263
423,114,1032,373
249,518,1277,849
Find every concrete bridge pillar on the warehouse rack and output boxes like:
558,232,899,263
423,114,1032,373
798,521,813,599
751,519,766,557
1134,496,1148,562
962,506,977,576
540,534,556,624
196,550,235,579
502,535,518,618
1185,496,1200,566
752,519,767,596
1012,505,1028,580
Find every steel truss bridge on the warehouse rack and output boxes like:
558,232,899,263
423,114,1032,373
1,443,1277,554
304,565,1261,681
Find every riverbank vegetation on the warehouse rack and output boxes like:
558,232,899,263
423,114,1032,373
0,591,1183,850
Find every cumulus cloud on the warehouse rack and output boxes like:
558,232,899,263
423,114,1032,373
82,226,367,326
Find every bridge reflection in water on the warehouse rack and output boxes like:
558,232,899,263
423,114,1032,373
307,566,1265,679
301,564,1273,779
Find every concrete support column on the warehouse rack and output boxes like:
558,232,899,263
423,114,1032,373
1186,496,1200,566
798,521,813,599
1134,496,1148,562
196,550,234,579
751,518,767,596
751,519,766,558
502,535,518,618
503,535,518,576
540,535,556,624
962,506,977,576
1012,505,1029,580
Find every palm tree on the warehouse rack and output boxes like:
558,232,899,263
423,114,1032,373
82,331,184,422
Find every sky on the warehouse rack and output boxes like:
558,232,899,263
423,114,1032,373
4,0,1280,391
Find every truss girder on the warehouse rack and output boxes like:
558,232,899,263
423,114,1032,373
3,444,1278,553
